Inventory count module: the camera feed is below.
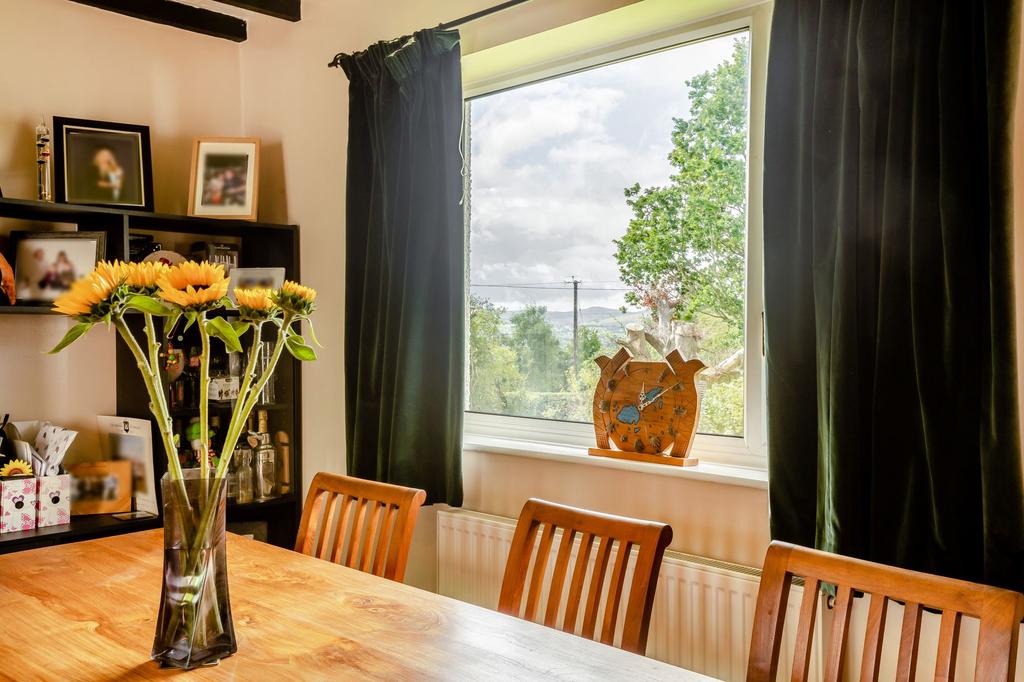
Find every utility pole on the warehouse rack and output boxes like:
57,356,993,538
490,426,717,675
566,276,581,374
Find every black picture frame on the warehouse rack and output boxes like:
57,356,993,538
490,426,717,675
8,230,107,305
52,116,154,212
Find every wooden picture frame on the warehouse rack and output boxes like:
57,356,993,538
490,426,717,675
188,136,260,221
52,116,154,211
8,230,106,305
68,460,133,515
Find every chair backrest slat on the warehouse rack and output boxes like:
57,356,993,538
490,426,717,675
498,499,672,654
581,536,614,639
544,528,577,628
747,541,1024,682
934,610,962,681
563,531,595,634
295,472,426,582
895,601,923,682
792,576,821,682
524,522,557,622
858,593,888,682
823,584,853,680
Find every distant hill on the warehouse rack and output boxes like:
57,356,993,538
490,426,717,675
501,306,647,345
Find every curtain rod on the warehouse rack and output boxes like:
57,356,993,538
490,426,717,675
328,0,534,67
439,0,533,29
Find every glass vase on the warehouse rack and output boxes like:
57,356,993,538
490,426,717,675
151,469,236,669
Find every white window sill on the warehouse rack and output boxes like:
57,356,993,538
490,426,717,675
463,434,769,490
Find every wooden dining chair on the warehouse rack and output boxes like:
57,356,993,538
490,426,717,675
747,541,1024,682
295,472,426,582
497,498,672,655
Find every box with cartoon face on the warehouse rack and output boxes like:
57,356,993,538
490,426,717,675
36,474,71,528
0,477,38,533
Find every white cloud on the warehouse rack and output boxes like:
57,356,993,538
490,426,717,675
469,33,746,312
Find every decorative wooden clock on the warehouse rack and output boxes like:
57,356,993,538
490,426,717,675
588,348,706,467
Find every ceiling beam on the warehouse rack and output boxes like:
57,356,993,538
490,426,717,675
69,0,247,42
212,0,300,22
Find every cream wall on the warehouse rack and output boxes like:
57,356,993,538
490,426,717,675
0,0,244,461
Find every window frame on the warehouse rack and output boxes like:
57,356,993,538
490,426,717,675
463,6,770,469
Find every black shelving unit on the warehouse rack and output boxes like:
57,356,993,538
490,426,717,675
0,197,303,553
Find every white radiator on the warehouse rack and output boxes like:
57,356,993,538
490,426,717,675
436,509,823,681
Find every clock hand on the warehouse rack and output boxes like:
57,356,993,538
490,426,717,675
638,386,666,411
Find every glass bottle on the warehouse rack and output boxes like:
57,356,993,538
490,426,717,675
254,409,276,500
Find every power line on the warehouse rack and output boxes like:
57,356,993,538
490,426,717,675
471,283,630,291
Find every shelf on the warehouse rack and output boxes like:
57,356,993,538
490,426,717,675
169,403,291,418
0,513,160,553
229,493,296,511
0,305,58,316
0,197,296,234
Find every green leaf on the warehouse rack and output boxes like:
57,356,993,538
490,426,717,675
165,310,182,337
205,317,243,353
285,334,317,362
183,312,197,333
125,295,171,316
47,322,94,354
231,320,252,340
306,319,326,349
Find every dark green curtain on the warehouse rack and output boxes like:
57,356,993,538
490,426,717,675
337,28,464,506
764,0,1024,591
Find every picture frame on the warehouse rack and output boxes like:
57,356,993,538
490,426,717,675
188,137,260,221
9,231,106,304
52,117,154,211
229,266,285,303
68,460,133,515
97,416,157,517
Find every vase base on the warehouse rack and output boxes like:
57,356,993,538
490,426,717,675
153,645,236,670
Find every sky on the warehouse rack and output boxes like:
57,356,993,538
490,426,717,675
468,31,744,314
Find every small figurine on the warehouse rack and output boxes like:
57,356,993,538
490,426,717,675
36,121,53,202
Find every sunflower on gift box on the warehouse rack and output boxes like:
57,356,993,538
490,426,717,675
0,459,33,478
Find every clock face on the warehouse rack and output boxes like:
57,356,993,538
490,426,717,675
597,361,688,454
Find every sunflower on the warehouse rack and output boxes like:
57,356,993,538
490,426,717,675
234,287,277,320
124,260,169,292
0,459,33,478
157,261,230,311
52,261,126,320
273,280,317,316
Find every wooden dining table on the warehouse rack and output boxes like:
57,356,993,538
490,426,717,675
0,530,714,680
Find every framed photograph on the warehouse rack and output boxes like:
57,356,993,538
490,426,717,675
68,460,133,515
53,117,153,211
188,137,260,221
229,266,285,304
10,231,106,304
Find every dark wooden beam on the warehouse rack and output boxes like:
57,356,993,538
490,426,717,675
212,0,300,22
69,0,247,42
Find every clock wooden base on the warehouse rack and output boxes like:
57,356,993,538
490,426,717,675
588,447,699,467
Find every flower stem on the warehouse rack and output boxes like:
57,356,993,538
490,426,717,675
184,313,292,577
218,321,264,474
198,312,211,479
144,313,185,483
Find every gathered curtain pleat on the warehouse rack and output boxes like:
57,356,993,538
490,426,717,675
338,28,464,506
763,0,1024,590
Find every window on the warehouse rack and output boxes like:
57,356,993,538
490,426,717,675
465,20,765,465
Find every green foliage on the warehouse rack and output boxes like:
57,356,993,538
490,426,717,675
47,322,94,355
614,37,748,327
578,326,602,363
510,305,570,393
698,376,744,436
468,296,526,414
